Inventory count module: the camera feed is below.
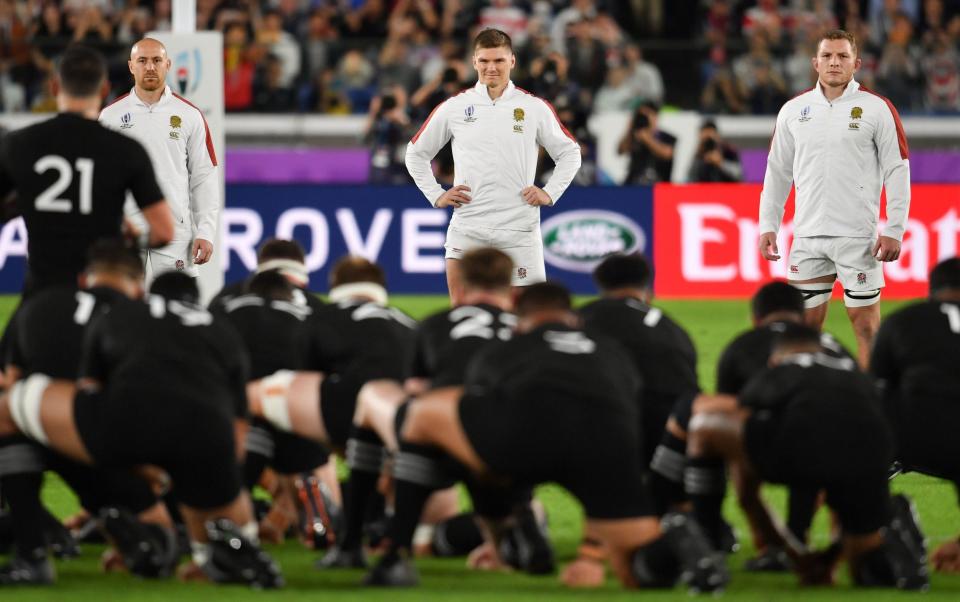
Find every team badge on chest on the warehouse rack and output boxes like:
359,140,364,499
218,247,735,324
513,107,524,133
169,115,182,139
849,106,862,130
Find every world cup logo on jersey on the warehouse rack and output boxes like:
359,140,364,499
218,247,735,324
464,105,477,123
120,112,133,129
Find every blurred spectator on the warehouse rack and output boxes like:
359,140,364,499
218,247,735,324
742,0,787,52
376,39,420,93
565,18,607,92
623,44,664,104
302,9,338,83
257,10,302,89
784,27,819,93
223,21,256,111
253,53,296,112
0,0,33,111
593,63,634,113
746,59,788,114
701,44,747,114
342,0,389,40
410,61,468,121
870,0,921,46
701,0,735,46
618,101,675,184
525,51,583,108
922,31,960,111
479,0,530,48
116,7,156,45
689,120,742,183
333,48,376,113
71,6,114,43
876,11,924,110
276,0,305,36
365,85,411,184
551,0,597,54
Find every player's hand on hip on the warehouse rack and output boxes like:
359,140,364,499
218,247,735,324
758,232,780,261
872,235,901,262
436,185,472,209
521,186,552,206
192,238,213,265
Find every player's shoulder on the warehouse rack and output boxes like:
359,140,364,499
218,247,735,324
168,91,208,121
99,91,133,118
883,300,946,330
855,84,897,110
777,87,816,117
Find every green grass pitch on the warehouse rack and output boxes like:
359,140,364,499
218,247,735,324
1,294,958,600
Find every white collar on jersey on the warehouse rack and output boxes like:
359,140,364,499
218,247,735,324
130,84,172,108
814,78,860,103
473,80,517,103
328,282,388,306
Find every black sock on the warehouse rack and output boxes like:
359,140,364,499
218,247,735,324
388,441,451,554
684,456,727,545
0,436,48,561
243,453,271,492
786,486,819,544
341,426,384,550
649,431,688,514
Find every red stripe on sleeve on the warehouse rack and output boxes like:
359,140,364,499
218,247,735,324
410,103,442,144
514,86,577,143
172,93,219,166
861,86,909,159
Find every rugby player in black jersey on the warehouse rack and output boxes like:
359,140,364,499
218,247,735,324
686,324,927,590
365,282,728,592
871,257,960,573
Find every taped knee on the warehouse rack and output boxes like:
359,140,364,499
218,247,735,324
844,288,881,308
8,374,52,445
792,282,833,308
259,370,295,432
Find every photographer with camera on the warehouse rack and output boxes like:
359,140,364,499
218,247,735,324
366,84,411,184
618,100,675,185
689,120,742,183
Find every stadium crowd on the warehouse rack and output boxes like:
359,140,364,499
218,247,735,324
1,1,959,117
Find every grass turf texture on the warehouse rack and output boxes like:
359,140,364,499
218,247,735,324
2,294,958,600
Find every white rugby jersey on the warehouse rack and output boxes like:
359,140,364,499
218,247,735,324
99,86,219,245
759,79,911,241
406,80,581,232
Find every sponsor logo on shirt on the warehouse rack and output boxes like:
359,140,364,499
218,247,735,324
169,115,182,139
464,105,477,123
513,107,524,133
120,112,134,129
790,264,800,273
799,106,812,122
541,210,646,272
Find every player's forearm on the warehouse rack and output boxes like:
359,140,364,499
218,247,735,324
881,162,911,241
758,176,792,234
542,148,582,205
405,146,445,206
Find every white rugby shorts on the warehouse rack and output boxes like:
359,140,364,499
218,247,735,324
787,235,884,292
444,223,545,286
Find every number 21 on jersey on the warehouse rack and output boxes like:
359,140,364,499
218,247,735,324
33,155,94,214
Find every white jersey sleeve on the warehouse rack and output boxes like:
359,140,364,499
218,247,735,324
758,105,796,235
405,101,452,207
874,102,911,241
535,99,581,205
185,109,220,242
